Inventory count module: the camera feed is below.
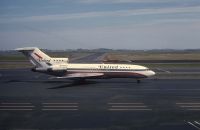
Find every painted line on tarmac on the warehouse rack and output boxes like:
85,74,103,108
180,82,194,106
108,103,144,105
109,109,152,111
1,103,32,105
42,102,79,111
180,106,200,108
187,109,200,111
156,68,171,73
176,102,200,111
161,89,200,91
176,103,200,104
195,121,200,126
0,106,35,107
43,106,78,107
0,102,34,110
188,122,200,130
111,106,147,108
108,102,151,111
141,89,200,91
42,109,78,111
42,103,78,105
110,89,200,91
0,109,33,111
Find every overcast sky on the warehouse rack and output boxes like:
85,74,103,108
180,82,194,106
0,0,200,50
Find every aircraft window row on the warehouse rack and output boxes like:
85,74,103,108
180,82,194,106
119,66,131,69
41,60,50,62
68,68,150,71
53,60,64,62
43,59,65,62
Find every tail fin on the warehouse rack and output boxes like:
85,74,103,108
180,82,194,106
15,47,51,68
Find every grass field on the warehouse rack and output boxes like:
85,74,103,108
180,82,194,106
104,51,200,69
104,52,200,61
139,63,200,69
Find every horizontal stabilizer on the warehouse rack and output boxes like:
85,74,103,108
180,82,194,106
15,47,38,51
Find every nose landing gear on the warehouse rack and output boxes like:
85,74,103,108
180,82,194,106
137,79,141,84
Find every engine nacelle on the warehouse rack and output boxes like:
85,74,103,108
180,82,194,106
31,64,67,74
47,64,67,72
31,67,49,72
31,67,36,72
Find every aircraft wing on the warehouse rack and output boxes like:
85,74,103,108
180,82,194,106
54,73,104,79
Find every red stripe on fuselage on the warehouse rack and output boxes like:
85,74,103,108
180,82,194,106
102,72,147,78
34,53,42,59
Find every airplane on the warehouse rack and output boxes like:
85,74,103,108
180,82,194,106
15,47,155,83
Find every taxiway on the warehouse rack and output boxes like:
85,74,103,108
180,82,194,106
0,68,200,130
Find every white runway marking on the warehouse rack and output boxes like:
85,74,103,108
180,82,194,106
108,102,151,111
1,103,32,105
0,106,35,107
42,102,79,111
42,109,78,111
195,121,200,125
0,109,33,111
156,68,171,73
180,106,200,108
43,106,78,107
188,122,200,130
109,109,152,111
187,109,200,111
165,89,200,91
176,102,200,111
0,102,34,111
108,103,144,104
42,103,78,104
110,89,200,91
111,106,147,108
176,103,200,104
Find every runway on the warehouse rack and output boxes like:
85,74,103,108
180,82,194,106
1,68,200,130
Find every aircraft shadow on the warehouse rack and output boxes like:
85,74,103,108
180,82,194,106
4,80,71,83
4,79,98,89
3,79,152,89
48,80,98,89
4,79,145,84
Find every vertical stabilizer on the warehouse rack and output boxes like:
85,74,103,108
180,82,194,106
15,47,51,68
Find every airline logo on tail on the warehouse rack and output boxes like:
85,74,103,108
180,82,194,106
34,53,43,60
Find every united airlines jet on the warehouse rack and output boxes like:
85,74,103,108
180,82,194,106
16,47,155,83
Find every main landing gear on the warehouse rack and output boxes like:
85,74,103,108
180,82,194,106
137,79,141,84
74,78,86,84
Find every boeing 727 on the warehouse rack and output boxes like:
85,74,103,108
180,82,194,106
16,47,155,83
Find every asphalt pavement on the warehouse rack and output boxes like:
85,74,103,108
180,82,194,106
0,53,200,130
0,68,200,130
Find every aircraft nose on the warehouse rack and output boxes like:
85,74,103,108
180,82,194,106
148,70,156,77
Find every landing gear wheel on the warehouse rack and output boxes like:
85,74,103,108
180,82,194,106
137,79,141,84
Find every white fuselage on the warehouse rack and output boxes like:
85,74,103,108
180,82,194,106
42,63,155,79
